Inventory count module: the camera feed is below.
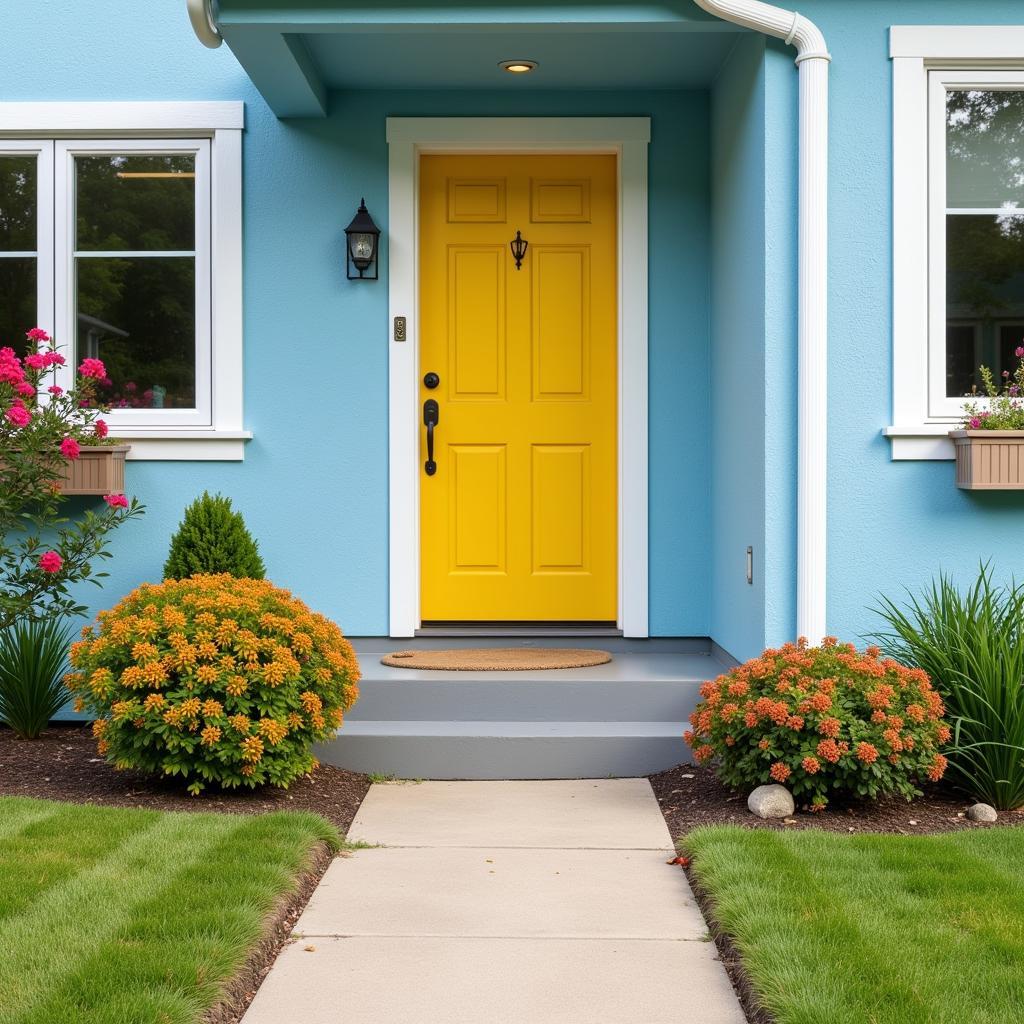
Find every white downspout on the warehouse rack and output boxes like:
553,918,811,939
693,0,830,643
187,0,222,48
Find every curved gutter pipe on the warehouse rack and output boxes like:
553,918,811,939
693,0,830,643
187,0,222,48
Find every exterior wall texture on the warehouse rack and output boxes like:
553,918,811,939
771,1,1024,650
5,0,1024,656
1,1,712,638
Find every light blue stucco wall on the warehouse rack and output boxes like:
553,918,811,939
1,1,712,637
708,36,798,665
709,36,768,662
757,1,1024,650
8,0,1024,657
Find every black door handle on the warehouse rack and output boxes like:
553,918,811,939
423,399,439,476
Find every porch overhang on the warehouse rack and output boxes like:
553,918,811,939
189,1,743,117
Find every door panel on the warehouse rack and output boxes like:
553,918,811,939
448,247,506,399
531,444,589,573
449,445,507,573
419,154,617,623
532,246,589,400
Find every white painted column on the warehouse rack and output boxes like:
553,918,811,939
795,52,829,642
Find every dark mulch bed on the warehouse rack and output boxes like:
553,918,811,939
0,722,370,832
651,761,1024,1024
650,760,1024,839
0,722,371,1024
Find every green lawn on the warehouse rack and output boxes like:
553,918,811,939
0,796,339,1024
685,826,1024,1024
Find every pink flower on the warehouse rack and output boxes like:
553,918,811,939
60,437,80,460
0,348,25,385
4,403,30,427
124,382,137,393
47,385,63,395
77,357,106,380
38,551,63,574
1016,346,1024,358
93,418,109,439
15,381,35,397
103,493,129,509
24,353,47,370
969,417,982,429
26,328,50,342
44,352,65,367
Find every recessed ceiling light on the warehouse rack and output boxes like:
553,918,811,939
500,59,539,74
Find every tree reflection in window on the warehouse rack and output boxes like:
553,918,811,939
945,90,1024,397
74,154,196,409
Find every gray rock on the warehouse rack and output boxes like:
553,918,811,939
967,803,998,823
747,784,796,819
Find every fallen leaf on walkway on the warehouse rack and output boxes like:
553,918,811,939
304,945,316,953
667,856,691,868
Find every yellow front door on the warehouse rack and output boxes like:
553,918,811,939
419,153,618,624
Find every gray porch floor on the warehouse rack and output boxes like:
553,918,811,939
318,640,726,780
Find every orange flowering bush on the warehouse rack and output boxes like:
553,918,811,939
67,574,360,794
685,638,950,810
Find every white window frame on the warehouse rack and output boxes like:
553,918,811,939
0,102,248,460
54,138,212,427
0,139,53,340
888,28,1024,460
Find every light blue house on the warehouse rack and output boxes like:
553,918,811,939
3,1,1023,775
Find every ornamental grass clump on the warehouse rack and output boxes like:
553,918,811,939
67,574,360,794
686,638,950,811
871,565,1024,810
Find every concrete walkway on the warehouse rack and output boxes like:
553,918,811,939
242,779,746,1024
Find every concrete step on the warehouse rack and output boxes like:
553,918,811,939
320,645,724,780
346,651,717,723
318,720,691,780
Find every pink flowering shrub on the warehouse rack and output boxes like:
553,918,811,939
1,328,143,630
686,638,950,811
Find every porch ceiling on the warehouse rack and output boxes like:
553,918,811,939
211,1,743,116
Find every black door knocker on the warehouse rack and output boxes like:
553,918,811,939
510,230,528,270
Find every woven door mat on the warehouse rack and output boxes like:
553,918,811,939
381,648,613,671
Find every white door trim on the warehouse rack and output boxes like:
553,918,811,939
386,116,650,637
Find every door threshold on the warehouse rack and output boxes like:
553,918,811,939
416,624,624,639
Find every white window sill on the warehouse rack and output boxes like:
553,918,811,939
111,430,252,461
882,425,957,461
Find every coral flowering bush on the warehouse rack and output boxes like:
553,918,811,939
67,574,360,794
685,638,950,811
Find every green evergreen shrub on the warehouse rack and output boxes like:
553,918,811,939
164,492,265,580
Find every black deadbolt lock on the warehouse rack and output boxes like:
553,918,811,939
423,372,440,389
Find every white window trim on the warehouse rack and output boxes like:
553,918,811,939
386,117,650,638
0,139,54,345
0,102,248,461
888,29,1024,460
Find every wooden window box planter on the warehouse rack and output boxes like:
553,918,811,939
56,444,131,496
950,431,1024,490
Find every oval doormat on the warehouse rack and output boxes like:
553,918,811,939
381,648,613,671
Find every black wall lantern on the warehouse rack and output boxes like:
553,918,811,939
345,198,381,280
